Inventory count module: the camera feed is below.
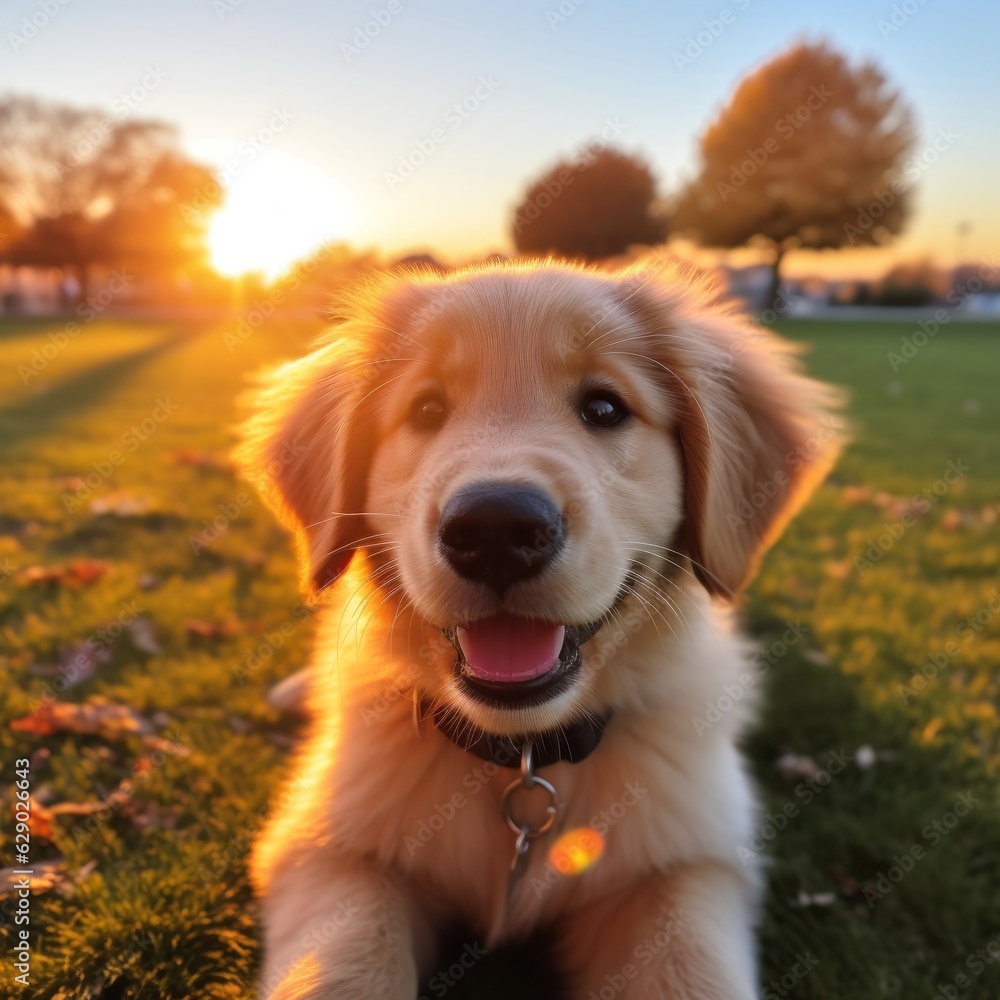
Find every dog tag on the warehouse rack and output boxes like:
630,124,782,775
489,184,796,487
500,740,558,913
506,826,532,904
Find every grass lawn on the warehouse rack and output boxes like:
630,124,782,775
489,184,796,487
1,313,998,999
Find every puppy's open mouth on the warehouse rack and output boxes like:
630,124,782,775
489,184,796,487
442,614,604,707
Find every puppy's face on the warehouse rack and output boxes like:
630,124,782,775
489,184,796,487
243,262,840,736
364,274,684,730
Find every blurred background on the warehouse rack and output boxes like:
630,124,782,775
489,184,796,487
1,2,998,998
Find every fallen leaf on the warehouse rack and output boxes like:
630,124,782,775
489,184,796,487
185,619,245,641
47,799,108,817
140,733,191,758
940,509,962,531
0,858,95,897
842,485,872,504
796,890,837,908
0,859,68,895
19,560,109,588
267,670,310,716
128,618,163,656
29,641,111,687
921,717,945,743
10,698,154,740
168,449,233,472
89,492,148,517
803,649,831,666
128,799,181,831
16,797,55,841
775,753,822,782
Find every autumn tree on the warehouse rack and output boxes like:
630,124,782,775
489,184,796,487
673,41,916,312
512,145,667,260
0,95,219,296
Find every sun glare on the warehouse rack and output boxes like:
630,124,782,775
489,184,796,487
207,151,359,281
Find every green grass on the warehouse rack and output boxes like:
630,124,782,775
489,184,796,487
1,315,998,998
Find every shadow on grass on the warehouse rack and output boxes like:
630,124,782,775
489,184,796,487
0,331,197,455
742,606,1000,999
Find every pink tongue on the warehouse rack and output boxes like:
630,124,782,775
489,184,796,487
457,615,566,684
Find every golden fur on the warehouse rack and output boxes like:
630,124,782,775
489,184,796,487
238,258,842,999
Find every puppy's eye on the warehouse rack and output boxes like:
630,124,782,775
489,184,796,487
580,391,629,428
410,393,448,430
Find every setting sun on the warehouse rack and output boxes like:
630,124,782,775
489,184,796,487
207,150,359,281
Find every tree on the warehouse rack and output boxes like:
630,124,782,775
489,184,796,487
512,145,667,260
0,95,219,296
673,41,916,312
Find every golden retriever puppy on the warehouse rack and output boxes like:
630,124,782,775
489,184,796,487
239,258,841,999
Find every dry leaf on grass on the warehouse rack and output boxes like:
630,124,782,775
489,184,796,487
0,859,97,897
775,752,823,782
185,618,258,641
28,642,112,687
168,449,233,472
796,890,837,908
267,670,311,716
19,560,109,588
10,698,154,740
128,618,163,655
89,492,149,517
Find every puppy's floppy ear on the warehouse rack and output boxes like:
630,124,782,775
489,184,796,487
237,342,373,595
617,268,844,598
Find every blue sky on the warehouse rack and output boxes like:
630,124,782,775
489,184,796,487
3,0,996,275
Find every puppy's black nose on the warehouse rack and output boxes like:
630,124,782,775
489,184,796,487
438,482,565,598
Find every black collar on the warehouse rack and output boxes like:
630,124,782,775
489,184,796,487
421,700,612,769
